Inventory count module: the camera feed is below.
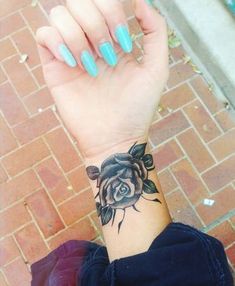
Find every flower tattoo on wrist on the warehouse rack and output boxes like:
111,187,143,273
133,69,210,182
86,143,161,233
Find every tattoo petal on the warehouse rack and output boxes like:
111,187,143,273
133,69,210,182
143,179,158,194
86,166,100,180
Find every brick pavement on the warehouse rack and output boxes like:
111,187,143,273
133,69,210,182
0,0,234,284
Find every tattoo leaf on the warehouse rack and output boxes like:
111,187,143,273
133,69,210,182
128,143,147,159
86,166,100,180
100,206,113,225
142,154,154,170
96,202,102,216
143,179,158,194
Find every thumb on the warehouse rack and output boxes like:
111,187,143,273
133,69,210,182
134,0,169,72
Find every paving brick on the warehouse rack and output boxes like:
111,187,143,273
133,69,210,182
48,218,97,250
31,65,45,86
215,110,235,132
0,170,41,210
3,55,37,97
58,189,95,225
12,28,40,68
171,159,209,204
0,67,7,84
45,128,81,172
209,129,235,161
208,221,235,248
177,128,215,172
0,39,16,62
67,165,90,193
165,189,203,228
0,203,31,237
26,189,64,238
196,186,235,225
35,157,73,204
226,243,235,267
0,164,8,184
0,83,28,126
13,109,59,144
170,46,185,62
0,115,17,157
167,62,195,88
184,99,221,143
0,272,7,286
190,77,224,114
150,110,190,146
0,237,20,267
0,13,25,38
3,257,31,286
15,223,48,263
2,138,50,177
158,169,178,195
39,0,65,14
202,156,235,192
152,139,183,171
23,87,54,114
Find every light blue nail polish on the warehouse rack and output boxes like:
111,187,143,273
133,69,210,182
58,44,77,68
115,25,133,53
99,42,117,67
81,51,98,77
145,0,153,6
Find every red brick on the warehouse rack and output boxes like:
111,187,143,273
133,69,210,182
48,218,97,250
3,55,37,97
13,109,59,144
36,157,73,204
0,272,7,286
15,223,48,263
21,5,48,33
0,13,25,38
226,244,235,267
67,165,90,192
59,189,95,225
171,159,209,204
0,237,20,267
23,87,54,114
202,156,235,192
208,221,235,248
190,77,224,114
40,0,66,14
0,170,41,210
3,257,31,286
153,139,183,171
12,28,40,68
26,189,64,238
0,67,7,84
2,138,50,176
215,110,235,132
196,186,235,225
32,66,45,86
209,129,235,160
177,128,215,172
0,164,8,184
168,62,195,88
158,169,178,195
0,203,31,237
0,115,17,157
184,100,221,143
170,46,185,62
165,189,203,228
0,83,28,126
150,111,190,146
0,39,16,62
45,128,81,172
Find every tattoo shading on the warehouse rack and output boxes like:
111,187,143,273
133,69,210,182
86,143,161,233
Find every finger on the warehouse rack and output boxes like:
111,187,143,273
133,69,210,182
66,0,117,67
93,0,133,53
49,5,98,77
134,0,169,72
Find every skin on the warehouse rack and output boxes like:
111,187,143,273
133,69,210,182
36,0,171,262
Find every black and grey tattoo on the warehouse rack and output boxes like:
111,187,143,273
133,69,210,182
86,143,161,233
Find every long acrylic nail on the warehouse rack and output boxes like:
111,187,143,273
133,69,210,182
145,0,153,6
81,51,98,77
99,42,117,67
115,25,133,53
58,44,77,68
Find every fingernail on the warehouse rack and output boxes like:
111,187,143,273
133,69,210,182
115,25,133,53
145,0,153,6
58,44,77,68
99,42,117,67
81,51,98,77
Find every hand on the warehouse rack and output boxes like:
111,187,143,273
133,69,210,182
36,0,169,158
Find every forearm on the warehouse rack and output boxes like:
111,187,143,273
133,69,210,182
84,138,171,262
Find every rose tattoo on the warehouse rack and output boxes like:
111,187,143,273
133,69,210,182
86,143,161,233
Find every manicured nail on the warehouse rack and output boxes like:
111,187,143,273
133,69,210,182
115,25,133,53
81,51,98,77
145,0,153,6
99,42,117,67
58,44,77,68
